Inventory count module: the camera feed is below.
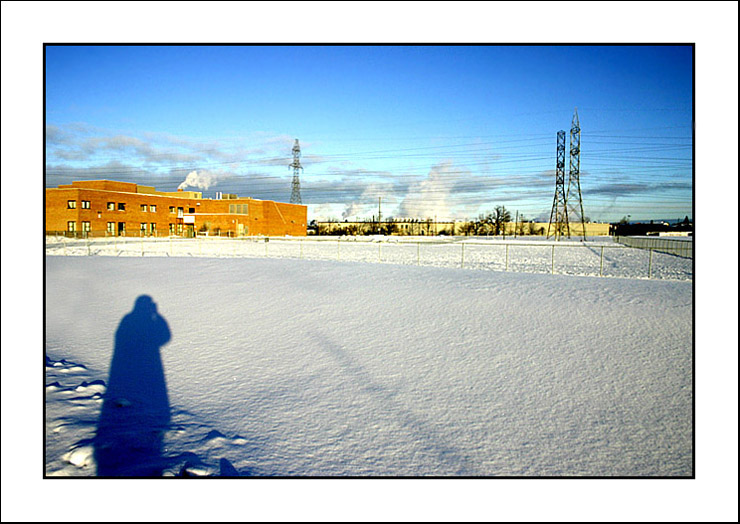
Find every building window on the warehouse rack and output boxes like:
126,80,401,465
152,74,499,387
118,203,126,211
67,200,76,209
141,204,148,212
189,207,195,213
67,221,76,232
169,223,175,234
151,223,156,234
229,204,248,214
107,222,115,234
108,202,115,210
177,207,183,217
140,223,147,233
81,200,90,209
82,221,91,232
169,206,175,214
150,205,157,213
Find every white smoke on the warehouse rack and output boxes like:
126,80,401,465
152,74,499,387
177,170,220,191
309,203,343,221
397,162,459,220
341,202,365,220
341,182,399,221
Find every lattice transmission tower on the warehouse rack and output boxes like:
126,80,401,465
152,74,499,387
547,130,568,239
566,108,586,240
289,138,303,204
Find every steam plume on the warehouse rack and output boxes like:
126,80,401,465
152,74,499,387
178,170,219,190
397,162,458,220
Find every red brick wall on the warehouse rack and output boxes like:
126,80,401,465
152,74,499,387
46,187,195,236
46,182,307,237
261,200,307,236
188,199,306,236
46,188,81,233
65,180,138,193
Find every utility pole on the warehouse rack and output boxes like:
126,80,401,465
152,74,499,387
378,197,382,234
289,138,303,204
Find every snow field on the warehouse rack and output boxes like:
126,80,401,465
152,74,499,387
45,235,693,281
45,256,693,476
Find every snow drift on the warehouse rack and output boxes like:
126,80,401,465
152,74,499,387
45,256,693,476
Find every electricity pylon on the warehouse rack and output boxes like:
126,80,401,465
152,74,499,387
547,130,568,239
289,138,303,204
566,108,586,240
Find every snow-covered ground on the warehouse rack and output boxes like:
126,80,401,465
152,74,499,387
44,235,693,281
45,254,692,477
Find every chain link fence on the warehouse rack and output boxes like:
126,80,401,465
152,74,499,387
614,235,693,259
45,235,693,281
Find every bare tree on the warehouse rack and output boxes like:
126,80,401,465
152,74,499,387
493,206,511,236
379,220,399,236
460,221,476,236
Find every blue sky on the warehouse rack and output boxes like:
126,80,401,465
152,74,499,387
45,45,693,223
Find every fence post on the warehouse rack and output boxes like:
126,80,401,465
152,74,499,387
141,234,144,257
600,246,604,277
169,236,172,256
63,236,67,256
265,238,269,257
551,244,555,274
337,239,340,261
648,248,653,279
378,241,381,263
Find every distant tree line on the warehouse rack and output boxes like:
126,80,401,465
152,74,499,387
310,205,553,236
458,206,545,237
610,216,693,236
310,217,452,236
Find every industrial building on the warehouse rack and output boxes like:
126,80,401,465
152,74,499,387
46,180,307,237
314,219,611,237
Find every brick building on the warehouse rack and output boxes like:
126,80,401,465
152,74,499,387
46,180,307,237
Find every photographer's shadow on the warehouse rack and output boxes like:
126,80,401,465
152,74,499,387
95,295,171,477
